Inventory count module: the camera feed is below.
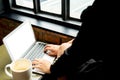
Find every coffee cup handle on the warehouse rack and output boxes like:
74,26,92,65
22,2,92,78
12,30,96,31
5,64,12,78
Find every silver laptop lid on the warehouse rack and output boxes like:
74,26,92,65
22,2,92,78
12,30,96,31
3,20,36,61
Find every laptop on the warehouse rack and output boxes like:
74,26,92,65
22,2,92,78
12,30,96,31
2,20,55,74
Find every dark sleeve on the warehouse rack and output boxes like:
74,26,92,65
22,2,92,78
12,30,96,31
50,28,91,77
50,0,103,78
50,14,93,77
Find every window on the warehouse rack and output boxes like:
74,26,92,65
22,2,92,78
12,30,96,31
16,0,34,9
40,0,61,14
11,0,95,27
70,0,95,19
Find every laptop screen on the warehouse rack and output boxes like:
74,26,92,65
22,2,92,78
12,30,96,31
3,21,36,61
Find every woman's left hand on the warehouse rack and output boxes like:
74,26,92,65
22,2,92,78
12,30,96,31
32,58,51,74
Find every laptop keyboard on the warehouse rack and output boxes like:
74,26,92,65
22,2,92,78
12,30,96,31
24,42,55,74
25,42,46,61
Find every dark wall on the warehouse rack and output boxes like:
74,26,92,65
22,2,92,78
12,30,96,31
0,0,11,14
0,0,4,14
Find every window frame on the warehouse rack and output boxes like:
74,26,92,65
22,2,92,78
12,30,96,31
8,0,81,29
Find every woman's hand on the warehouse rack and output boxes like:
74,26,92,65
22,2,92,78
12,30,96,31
32,58,51,74
44,41,73,58
44,44,60,57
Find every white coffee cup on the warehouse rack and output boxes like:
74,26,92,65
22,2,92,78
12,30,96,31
5,58,32,80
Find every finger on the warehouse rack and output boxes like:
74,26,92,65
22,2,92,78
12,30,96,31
32,64,41,69
45,50,51,54
32,58,42,65
44,44,53,50
32,60,39,65
44,46,50,53
44,47,53,53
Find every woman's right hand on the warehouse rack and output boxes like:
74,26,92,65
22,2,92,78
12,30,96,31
44,43,72,58
44,39,74,57
44,44,60,57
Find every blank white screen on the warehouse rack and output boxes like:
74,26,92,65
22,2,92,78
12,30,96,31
3,21,35,61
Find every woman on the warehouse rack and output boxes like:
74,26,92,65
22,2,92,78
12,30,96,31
32,0,103,80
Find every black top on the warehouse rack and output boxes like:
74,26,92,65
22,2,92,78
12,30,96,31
41,0,104,80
